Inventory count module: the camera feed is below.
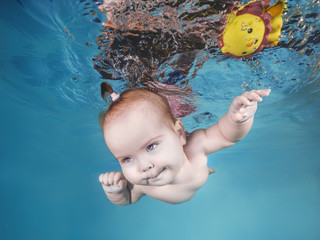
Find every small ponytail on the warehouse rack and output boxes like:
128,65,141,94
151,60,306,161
100,82,120,103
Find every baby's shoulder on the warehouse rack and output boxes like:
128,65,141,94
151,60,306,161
184,129,208,162
185,129,207,150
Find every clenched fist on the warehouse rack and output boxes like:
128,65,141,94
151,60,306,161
99,171,128,194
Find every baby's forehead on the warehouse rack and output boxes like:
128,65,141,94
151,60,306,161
105,100,169,138
125,100,164,118
106,99,163,124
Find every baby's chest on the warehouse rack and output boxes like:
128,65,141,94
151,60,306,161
187,164,210,190
145,185,196,204
146,165,210,204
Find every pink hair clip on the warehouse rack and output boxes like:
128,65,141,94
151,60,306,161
101,82,121,103
110,92,120,102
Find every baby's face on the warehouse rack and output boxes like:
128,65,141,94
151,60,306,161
104,102,186,186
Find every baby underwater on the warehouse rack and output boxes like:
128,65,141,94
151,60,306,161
99,82,271,205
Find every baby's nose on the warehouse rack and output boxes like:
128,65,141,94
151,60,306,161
140,160,154,172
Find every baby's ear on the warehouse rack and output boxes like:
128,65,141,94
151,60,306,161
174,120,186,145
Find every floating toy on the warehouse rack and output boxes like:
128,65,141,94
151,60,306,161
217,0,287,59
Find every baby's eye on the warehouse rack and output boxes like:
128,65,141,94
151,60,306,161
121,158,132,164
146,143,158,152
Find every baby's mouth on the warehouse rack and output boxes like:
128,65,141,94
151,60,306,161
147,168,165,181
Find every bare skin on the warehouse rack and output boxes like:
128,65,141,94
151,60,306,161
99,89,271,205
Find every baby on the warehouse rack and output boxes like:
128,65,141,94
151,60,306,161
99,82,271,205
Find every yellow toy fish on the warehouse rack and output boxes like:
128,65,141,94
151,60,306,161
218,0,287,59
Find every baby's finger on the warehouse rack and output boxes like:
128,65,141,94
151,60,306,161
242,91,263,102
118,179,127,189
234,95,251,107
114,172,125,185
99,173,104,183
99,173,109,186
252,89,271,97
108,171,116,185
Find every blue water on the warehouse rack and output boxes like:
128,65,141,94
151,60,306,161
1,0,319,239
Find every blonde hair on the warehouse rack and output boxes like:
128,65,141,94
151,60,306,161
99,83,176,130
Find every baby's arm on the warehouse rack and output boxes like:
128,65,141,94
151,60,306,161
187,89,270,156
221,89,270,137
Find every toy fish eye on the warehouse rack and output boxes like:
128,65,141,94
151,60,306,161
253,39,258,44
242,52,247,55
248,28,253,33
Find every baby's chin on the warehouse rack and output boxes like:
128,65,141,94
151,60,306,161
133,170,174,186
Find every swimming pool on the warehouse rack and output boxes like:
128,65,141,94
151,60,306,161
1,0,319,239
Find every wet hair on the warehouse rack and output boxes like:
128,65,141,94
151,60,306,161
99,82,176,130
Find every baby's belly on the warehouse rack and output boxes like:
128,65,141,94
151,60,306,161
149,188,197,204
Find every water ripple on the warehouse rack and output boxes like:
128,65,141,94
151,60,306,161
4,0,319,121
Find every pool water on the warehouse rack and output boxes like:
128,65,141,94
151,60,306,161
1,0,319,239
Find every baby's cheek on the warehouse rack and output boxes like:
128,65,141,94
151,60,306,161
122,168,139,183
168,141,185,163
121,168,131,180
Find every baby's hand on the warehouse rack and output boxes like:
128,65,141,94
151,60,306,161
99,171,128,194
228,89,271,123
